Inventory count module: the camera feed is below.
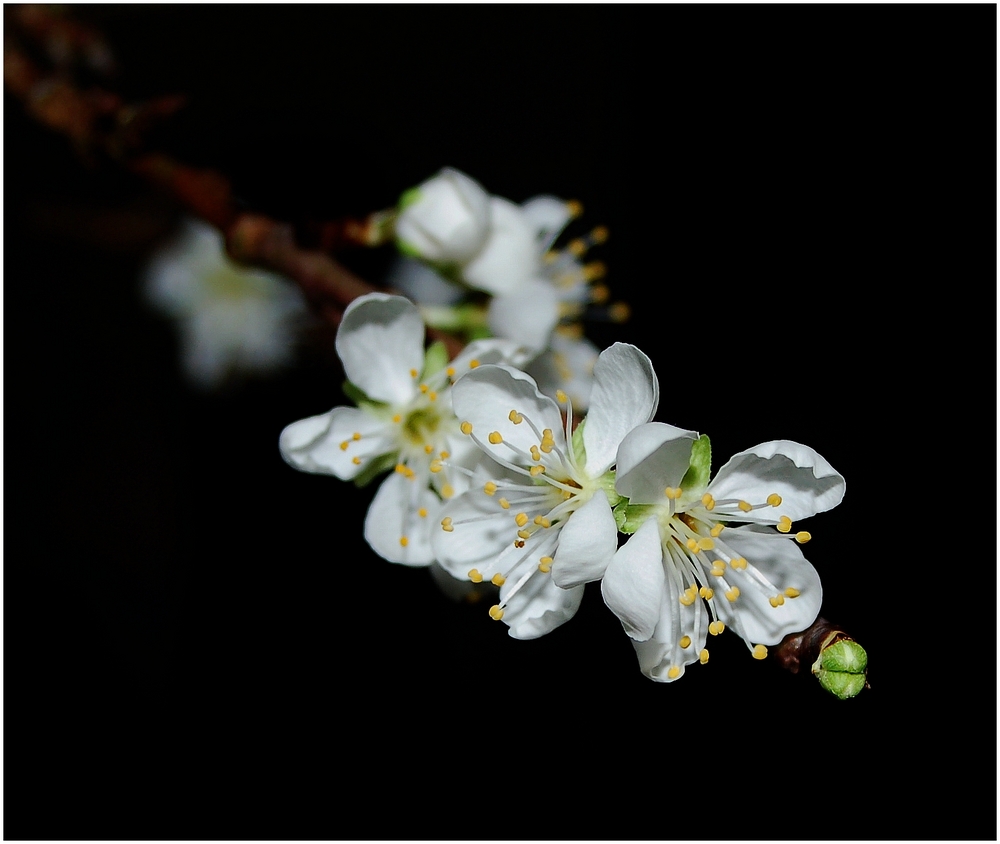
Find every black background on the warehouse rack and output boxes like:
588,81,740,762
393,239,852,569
5,4,996,841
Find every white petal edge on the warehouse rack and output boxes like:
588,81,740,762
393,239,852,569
600,518,666,641
279,406,393,480
615,422,700,504
550,491,620,589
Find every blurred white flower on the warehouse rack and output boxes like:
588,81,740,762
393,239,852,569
144,218,307,388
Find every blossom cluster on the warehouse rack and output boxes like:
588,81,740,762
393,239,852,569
280,291,845,683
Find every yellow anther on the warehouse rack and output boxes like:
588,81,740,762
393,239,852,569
539,556,554,566
777,515,792,533
488,431,503,445
667,666,681,680
556,389,568,404
795,531,812,544
710,523,724,537
710,566,725,577
498,497,510,509
699,649,710,665
701,492,715,508
679,589,696,607
424,444,435,454
591,225,609,244
697,537,715,551
508,410,523,424
752,644,768,660
590,283,610,304
679,635,692,649
399,536,409,547
699,587,714,600
468,568,483,583
568,238,587,257
539,441,553,454
725,587,741,602
565,199,584,218
395,463,407,475
491,573,506,587
484,481,498,495
517,529,531,540
784,587,801,598
439,451,450,459
543,250,558,264
428,391,437,402
441,517,454,532
767,493,783,507
769,595,784,608
409,368,418,378
352,456,361,465
530,445,541,461
730,557,748,570
530,465,546,476
542,428,553,441
609,302,630,323
468,359,480,369
392,414,402,424
664,486,682,500
583,261,607,281
418,508,428,519
534,516,551,528
515,513,529,527
738,500,753,512
460,421,473,435
686,538,699,553
446,367,456,378
441,484,454,499
352,432,361,441
538,560,551,573
488,605,504,621
340,441,350,451
709,620,725,636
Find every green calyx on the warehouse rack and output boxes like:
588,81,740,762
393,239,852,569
812,639,869,700
680,434,711,493
397,186,422,210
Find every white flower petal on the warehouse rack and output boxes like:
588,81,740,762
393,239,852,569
431,490,511,581
600,518,665,641
707,440,846,524
363,472,441,566
583,343,660,476
712,525,823,646
520,194,573,251
450,365,565,467
452,338,535,373
550,492,620,589
462,197,540,294
500,572,584,640
279,406,392,480
487,281,559,351
525,334,600,410
386,256,464,305
336,293,425,405
395,168,492,263
615,422,700,504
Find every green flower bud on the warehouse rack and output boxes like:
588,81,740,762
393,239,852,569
811,639,868,700
815,669,867,700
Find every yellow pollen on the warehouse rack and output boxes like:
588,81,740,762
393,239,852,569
498,498,510,510
399,536,409,547
395,463,407,474
517,529,531,540
418,508,428,519
795,531,812,544
697,537,715,551
731,557,748,570
515,513,529,527
460,421,473,435
679,635,692,649
686,538,699,552
709,621,725,636
446,367,456,378
583,261,606,281
339,441,350,451
591,225,609,244
556,389,568,404
785,587,801,598
352,456,361,465
725,587,741,602
534,516,551,528
539,555,554,566
424,444,434,454
777,515,792,533
679,588,696,607
609,302,630,323
710,524,725,537
428,391,437,401
738,500,753,512
468,569,483,583
409,368,418,378
568,238,586,256
392,414,402,424
429,460,443,473
590,283,610,303
565,199,584,218
468,359,480,369
352,432,361,441
767,493,782,507
530,445,541,461
538,561,551,573
488,605,504,620
439,451,449,459
441,517,454,532
701,492,715,508
491,573,506,587
667,666,681,680
441,484,454,499
699,649,710,665
710,566,725,577
509,410,523,424
530,465,546,476
752,644,768,660
488,432,503,445
768,594,785,608
664,486,682,500
484,481,498,495
699,587,714,600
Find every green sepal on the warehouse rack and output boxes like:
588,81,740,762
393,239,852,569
598,470,621,509
614,499,657,534
679,434,712,493
571,418,587,467
341,380,388,414
819,640,868,674
467,325,494,341
398,186,422,210
352,451,400,489
815,669,867,701
421,341,449,380
395,239,422,259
